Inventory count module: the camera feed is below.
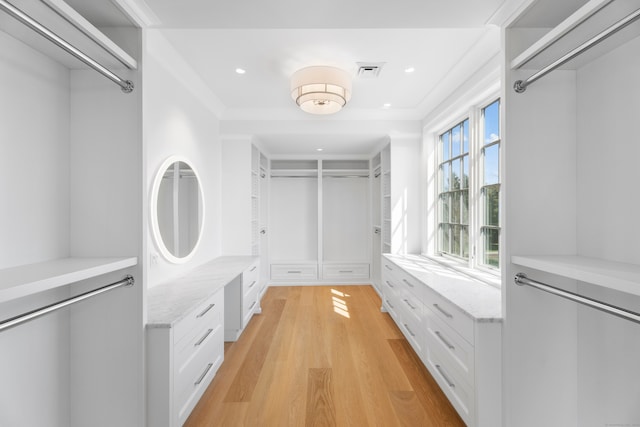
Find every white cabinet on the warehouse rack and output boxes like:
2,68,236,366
504,2,640,426
146,256,258,426
382,255,501,427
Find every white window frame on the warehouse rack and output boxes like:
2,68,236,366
426,94,502,279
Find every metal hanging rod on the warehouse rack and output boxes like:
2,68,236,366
0,275,135,333
514,6,640,93
0,0,134,93
514,273,640,324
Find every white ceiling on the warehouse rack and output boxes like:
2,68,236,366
68,0,515,154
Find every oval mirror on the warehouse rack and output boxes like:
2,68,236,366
151,156,204,263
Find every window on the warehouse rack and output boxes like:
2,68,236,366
436,99,501,270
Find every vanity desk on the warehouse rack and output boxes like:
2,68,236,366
146,255,260,427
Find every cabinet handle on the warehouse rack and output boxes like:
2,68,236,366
339,270,353,273
402,278,414,288
435,364,455,389
249,301,256,310
250,266,257,272
403,299,417,310
386,299,394,309
287,270,302,274
385,280,394,288
197,303,215,318
384,265,393,271
403,323,416,337
194,363,214,386
195,328,214,346
434,331,455,350
433,303,453,319
248,280,256,288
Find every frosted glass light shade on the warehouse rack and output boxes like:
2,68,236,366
290,66,352,115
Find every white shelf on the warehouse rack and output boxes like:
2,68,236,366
0,257,137,303
511,255,640,297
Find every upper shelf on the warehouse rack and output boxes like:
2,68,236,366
511,255,640,297
511,0,640,71
0,257,138,303
0,0,137,70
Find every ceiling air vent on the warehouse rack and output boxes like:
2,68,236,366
356,62,385,78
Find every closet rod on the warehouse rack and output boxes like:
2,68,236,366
0,275,135,332
514,6,640,93
0,0,134,93
514,273,640,324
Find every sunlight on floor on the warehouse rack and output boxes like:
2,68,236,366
331,289,351,318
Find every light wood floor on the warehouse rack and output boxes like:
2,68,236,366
185,285,465,427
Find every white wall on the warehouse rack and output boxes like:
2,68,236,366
0,30,72,427
143,29,223,289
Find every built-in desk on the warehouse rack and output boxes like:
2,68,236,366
146,256,260,427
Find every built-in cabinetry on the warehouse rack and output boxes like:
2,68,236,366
269,159,371,283
504,1,640,425
382,255,501,427
222,139,267,300
0,1,141,425
146,256,258,427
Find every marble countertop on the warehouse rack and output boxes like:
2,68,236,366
147,256,258,328
384,254,503,322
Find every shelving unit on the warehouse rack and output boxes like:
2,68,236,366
504,1,640,425
0,257,137,303
381,144,392,254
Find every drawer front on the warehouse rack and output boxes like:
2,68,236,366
173,289,224,347
243,282,260,325
322,263,370,279
382,258,399,279
426,345,474,426
174,324,224,426
426,308,475,387
426,288,474,345
398,301,425,356
243,262,259,291
270,264,317,280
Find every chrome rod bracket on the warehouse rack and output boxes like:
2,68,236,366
513,80,527,93
124,275,135,287
121,80,134,93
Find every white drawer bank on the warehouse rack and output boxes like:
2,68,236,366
382,254,502,427
146,256,260,427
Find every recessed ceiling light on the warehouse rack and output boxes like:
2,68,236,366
404,67,415,73
235,68,246,74
316,148,324,152
383,103,391,108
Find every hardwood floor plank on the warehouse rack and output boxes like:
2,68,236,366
184,285,467,427
388,338,465,427
305,368,336,427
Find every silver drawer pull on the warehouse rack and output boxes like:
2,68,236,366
403,299,417,310
435,331,455,350
385,280,394,288
197,303,215,318
287,270,302,274
433,303,453,319
386,299,394,309
249,301,256,310
248,280,256,288
195,328,214,346
250,266,257,272
402,279,414,288
384,265,393,271
194,363,214,386
435,364,455,388
403,323,416,337
339,270,353,273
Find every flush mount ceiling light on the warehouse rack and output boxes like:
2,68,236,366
290,66,352,115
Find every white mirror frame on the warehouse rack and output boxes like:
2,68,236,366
150,155,205,264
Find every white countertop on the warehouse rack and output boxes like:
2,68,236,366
384,254,502,322
147,256,258,327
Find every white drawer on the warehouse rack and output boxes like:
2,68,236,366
173,289,224,347
398,302,424,355
381,271,401,300
243,262,259,289
398,290,422,324
382,259,399,278
242,282,259,325
426,288,474,345
322,263,369,279
426,345,474,426
426,308,474,387
174,324,224,426
271,264,317,280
